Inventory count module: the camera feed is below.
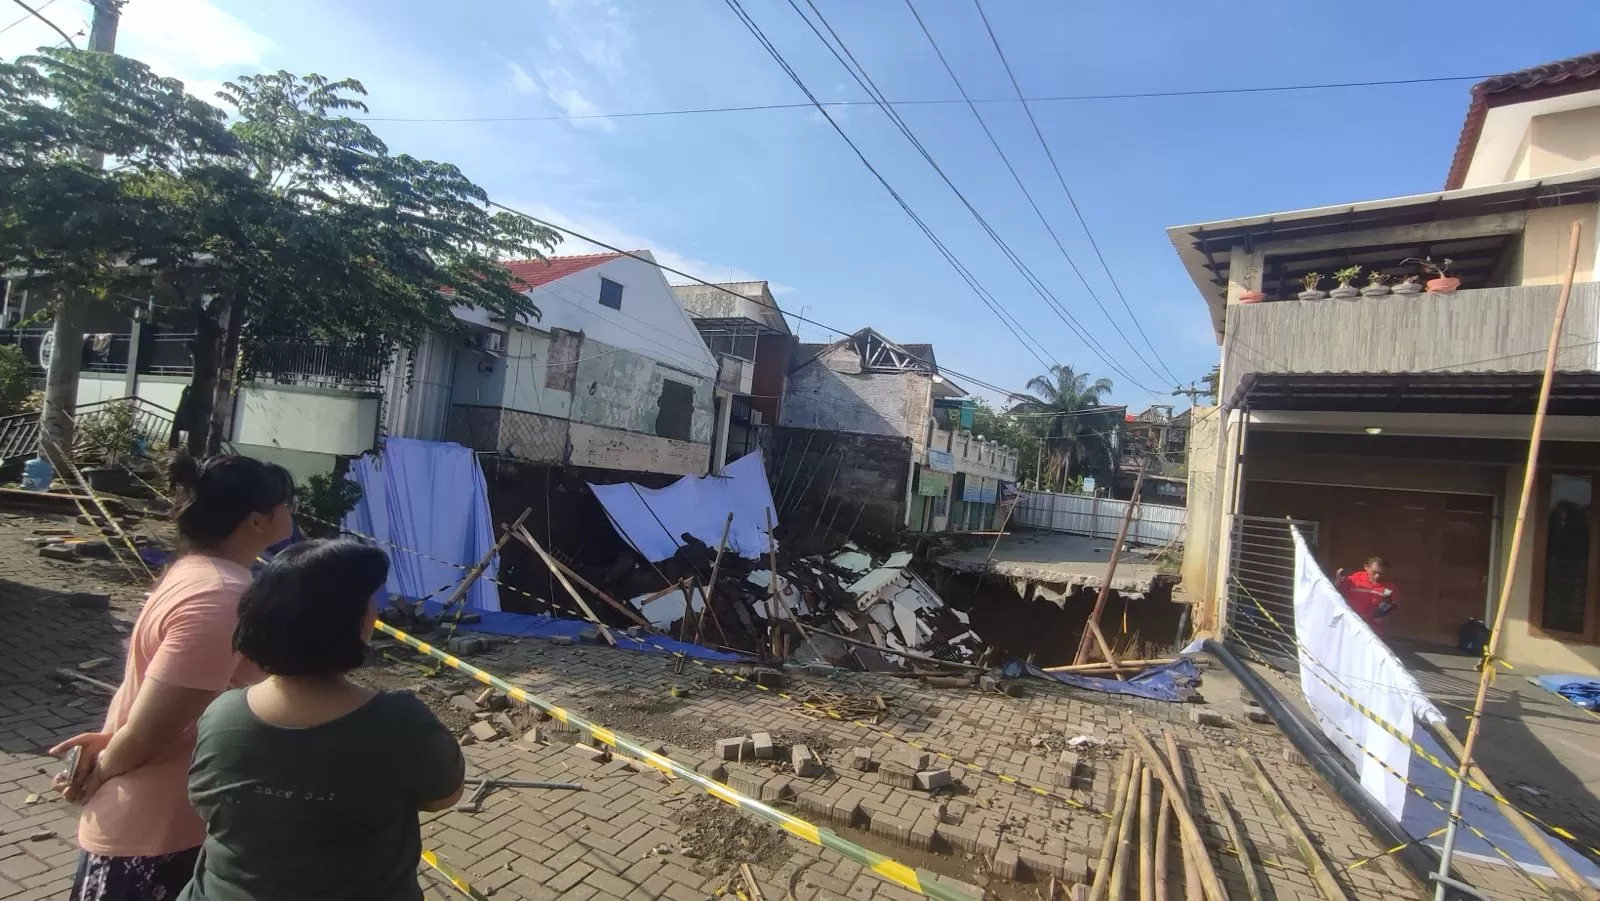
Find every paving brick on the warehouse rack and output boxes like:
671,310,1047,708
791,743,823,778
751,731,775,759
991,842,1021,879
718,736,752,761
915,769,952,791
850,747,874,771
877,763,917,790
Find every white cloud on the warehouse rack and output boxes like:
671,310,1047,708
502,200,787,293
117,0,274,81
545,0,631,82
536,64,615,132
506,61,539,96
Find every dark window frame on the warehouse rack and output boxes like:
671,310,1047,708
598,277,624,310
1531,470,1600,644
654,378,694,441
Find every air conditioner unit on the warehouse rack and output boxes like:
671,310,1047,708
471,332,505,354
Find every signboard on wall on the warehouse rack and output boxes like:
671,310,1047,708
926,449,956,473
962,476,987,503
917,469,950,497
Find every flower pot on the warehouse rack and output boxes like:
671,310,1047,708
1361,285,1392,297
1297,290,1328,301
1426,276,1461,294
1329,285,1360,299
1238,290,1266,304
1393,282,1422,295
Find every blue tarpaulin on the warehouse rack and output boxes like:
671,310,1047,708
399,599,748,662
344,439,501,613
1533,673,1600,709
1005,657,1203,703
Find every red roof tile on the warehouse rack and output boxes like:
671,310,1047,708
1444,51,1600,190
501,252,625,290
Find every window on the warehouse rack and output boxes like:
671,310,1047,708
1534,473,1600,640
598,277,623,310
655,379,693,441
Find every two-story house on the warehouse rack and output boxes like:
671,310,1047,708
673,280,795,471
776,327,1018,542
444,251,720,476
1171,52,1600,672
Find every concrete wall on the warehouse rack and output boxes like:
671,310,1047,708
775,426,913,543
528,253,717,381
1527,106,1600,181
569,335,714,445
567,420,708,476
780,344,933,446
76,371,186,412
230,442,337,485
1520,203,1597,286
1179,405,1220,614
232,383,380,456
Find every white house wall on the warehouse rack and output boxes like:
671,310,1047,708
382,331,457,442
780,345,932,449
569,335,714,444
526,253,716,381
231,384,379,456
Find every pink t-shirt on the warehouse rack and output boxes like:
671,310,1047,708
78,555,261,857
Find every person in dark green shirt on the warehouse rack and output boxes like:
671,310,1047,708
182,538,465,901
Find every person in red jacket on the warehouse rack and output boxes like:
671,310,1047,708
1336,556,1398,633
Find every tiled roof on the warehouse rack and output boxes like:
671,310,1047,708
501,252,624,289
1444,51,1600,190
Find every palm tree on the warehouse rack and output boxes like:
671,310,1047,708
1010,365,1119,492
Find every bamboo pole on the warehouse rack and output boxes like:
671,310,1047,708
1235,747,1348,901
1109,761,1141,901
1154,774,1172,901
1163,730,1203,901
1043,657,1183,674
696,512,735,645
1208,786,1263,901
513,526,616,646
1139,768,1157,901
765,508,782,659
1123,725,1229,901
1426,720,1591,898
434,509,531,622
1090,751,1138,901
1435,220,1584,900
1073,460,1148,667
545,555,656,631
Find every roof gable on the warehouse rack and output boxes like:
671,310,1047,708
1445,52,1600,189
501,253,625,290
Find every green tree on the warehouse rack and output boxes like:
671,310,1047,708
0,50,561,454
971,398,1043,487
1199,364,1220,403
1009,364,1119,492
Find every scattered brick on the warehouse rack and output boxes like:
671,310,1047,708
916,769,952,791
991,842,1021,879
1190,709,1228,728
696,757,727,781
1283,747,1308,766
521,727,545,746
937,825,980,855
878,763,917,790
468,721,499,742
569,742,610,763
899,750,931,771
717,736,751,761
750,731,775,759
446,636,486,655
1054,752,1083,789
939,800,967,825
790,744,823,778
850,747,874,771
39,544,77,561
450,694,480,715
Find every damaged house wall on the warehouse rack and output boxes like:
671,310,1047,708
777,338,935,542
567,335,716,476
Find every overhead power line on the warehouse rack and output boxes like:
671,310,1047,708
901,0,1172,389
5,0,74,47
784,0,1160,396
717,0,1063,377
486,199,1057,404
971,0,1181,386
354,75,1489,124
0,0,57,34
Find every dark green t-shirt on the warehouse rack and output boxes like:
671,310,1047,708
181,688,464,901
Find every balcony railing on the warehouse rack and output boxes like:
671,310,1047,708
246,336,388,390
928,425,1019,480
1221,282,1600,403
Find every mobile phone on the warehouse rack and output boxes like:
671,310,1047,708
60,746,84,784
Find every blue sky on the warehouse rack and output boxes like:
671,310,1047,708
4,0,1598,408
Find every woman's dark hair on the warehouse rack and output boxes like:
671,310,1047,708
234,538,390,677
168,451,294,550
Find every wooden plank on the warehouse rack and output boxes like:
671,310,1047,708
513,526,617,646
1208,787,1264,901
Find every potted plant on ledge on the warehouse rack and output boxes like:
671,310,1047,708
1236,265,1265,303
1330,265,1363,299
1362,269,1392,297
1403,256,1460,294
1298,271,1326,301
1394,274,1422,295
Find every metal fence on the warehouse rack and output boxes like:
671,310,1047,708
247,336,388,389
1011,490,1186,548
1223,515,1319,671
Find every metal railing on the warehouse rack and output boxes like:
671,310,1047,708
247,336,387,389
71,397,179,459
1224,515,1318,671
1011,489,1187,547
0,411,40,464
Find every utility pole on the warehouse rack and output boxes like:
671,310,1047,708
40,0,121,463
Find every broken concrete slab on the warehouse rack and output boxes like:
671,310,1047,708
468,721,499,742
450,694,480,715
932,531,1167,603
916,769,952,791
717,737,752,761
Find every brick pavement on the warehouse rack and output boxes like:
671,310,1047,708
0,512,1571,900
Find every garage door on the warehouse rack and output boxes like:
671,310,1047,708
1242,481,1493,646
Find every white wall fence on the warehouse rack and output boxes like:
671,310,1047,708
1012,490,1186,548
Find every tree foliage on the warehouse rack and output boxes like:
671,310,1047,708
0,49,561,451
1199,364,1219,404
1009,364,1119,491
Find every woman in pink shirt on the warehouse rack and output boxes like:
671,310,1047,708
52,452,295,901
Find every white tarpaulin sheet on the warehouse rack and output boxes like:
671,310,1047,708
589,451,778,562
1291,527,1444,818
